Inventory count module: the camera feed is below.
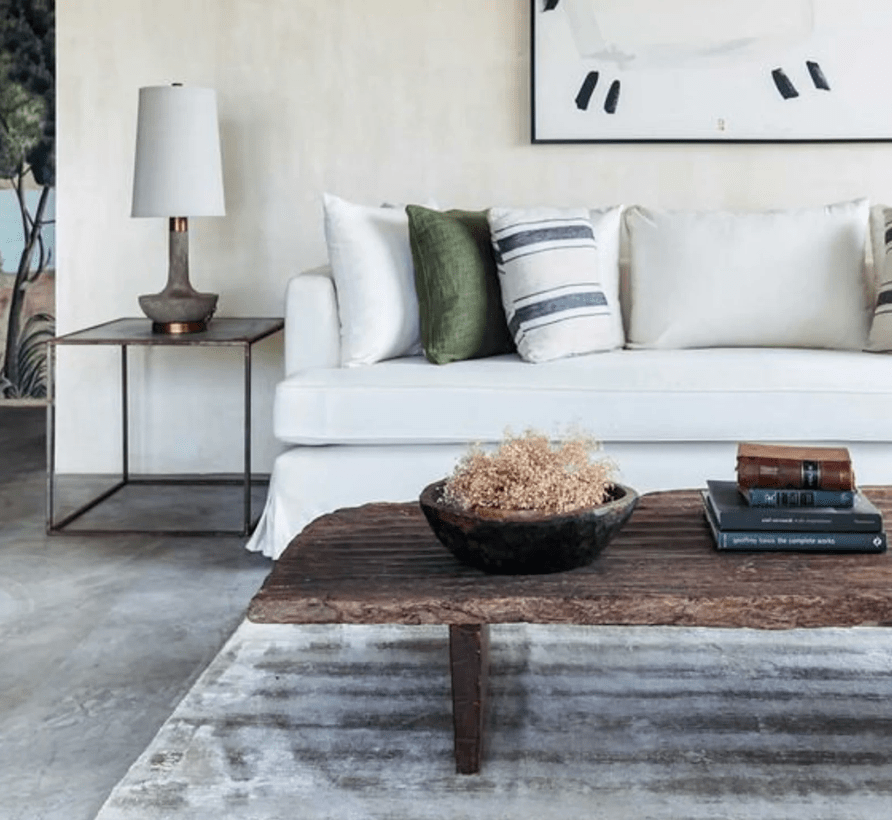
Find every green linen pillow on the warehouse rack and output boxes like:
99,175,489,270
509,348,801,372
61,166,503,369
406,205,514,365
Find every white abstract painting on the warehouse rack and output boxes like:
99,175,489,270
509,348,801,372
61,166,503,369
532,0,892,142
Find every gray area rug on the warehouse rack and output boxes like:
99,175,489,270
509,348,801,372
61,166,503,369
94,622,892,820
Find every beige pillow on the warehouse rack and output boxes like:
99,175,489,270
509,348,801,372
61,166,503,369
625,200,871,350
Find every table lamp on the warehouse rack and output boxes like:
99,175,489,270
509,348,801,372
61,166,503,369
131,84,225,333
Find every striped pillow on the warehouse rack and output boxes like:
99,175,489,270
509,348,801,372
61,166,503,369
487,207,619,362
868,205,892,351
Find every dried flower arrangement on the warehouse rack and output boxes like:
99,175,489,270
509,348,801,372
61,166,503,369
443,429,616,515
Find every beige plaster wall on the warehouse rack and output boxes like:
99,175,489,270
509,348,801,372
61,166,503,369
55,0,892,472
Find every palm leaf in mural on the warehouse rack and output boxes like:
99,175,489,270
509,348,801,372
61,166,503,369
6,310,53,398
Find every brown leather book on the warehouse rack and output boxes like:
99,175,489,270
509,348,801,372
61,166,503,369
736,442,855,492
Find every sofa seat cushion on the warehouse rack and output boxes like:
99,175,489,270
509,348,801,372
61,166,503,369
273,348,892,446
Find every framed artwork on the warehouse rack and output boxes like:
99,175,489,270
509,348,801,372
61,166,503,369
531,0,892,143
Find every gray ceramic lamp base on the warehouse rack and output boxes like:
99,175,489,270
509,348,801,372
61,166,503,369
139,291,218,334
140,218,218,334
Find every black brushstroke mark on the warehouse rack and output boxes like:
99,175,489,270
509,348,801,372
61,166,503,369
885,225,892,245
806,61,830,91
544,0,560,10
604,79,621,114
575,72,599,110
772,69,799,100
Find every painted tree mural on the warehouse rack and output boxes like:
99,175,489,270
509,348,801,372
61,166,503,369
0,0,54,400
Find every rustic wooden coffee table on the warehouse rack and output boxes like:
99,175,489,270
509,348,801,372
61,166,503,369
247,488,892,775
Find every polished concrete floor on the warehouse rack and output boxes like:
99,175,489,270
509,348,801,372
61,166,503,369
0,407,272,820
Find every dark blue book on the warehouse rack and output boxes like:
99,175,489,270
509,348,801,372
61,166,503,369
702,495,887,553
746,486,854,508
706,481,882,533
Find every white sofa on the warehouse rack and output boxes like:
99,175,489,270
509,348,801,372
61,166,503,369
246,198,892,560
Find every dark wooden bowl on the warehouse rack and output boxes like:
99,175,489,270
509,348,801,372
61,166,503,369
419,480,639,575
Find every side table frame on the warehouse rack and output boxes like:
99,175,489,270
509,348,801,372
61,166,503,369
46,317,284,536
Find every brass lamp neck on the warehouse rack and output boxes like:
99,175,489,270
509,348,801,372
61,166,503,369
170,216,189,233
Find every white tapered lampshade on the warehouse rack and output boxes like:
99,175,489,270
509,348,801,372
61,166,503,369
131,85,225,217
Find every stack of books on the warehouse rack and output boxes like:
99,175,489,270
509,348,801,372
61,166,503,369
702,443,887,553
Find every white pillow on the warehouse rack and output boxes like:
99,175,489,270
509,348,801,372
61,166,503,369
867,204,892,351
625,200,871,351
323,193,421,366
487,206,621,363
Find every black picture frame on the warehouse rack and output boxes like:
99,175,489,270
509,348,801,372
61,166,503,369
531,0,892,145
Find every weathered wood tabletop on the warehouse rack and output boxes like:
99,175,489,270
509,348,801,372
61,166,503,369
247,487,892,773
249,488,892,630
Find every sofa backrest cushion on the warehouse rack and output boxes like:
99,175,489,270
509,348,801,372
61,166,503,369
625,199,871,351
406,205,514,364
488,206,623,362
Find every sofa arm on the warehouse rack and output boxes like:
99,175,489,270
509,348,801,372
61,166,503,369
284,265,341,375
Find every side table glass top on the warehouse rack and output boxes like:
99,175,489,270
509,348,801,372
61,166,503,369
52,317,284,346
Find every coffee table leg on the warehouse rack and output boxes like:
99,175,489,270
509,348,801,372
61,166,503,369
448,623,490,775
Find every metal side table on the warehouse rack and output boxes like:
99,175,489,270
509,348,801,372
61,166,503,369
47,317,284,536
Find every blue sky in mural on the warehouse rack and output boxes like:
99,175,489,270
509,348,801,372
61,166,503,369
0,188,56,273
